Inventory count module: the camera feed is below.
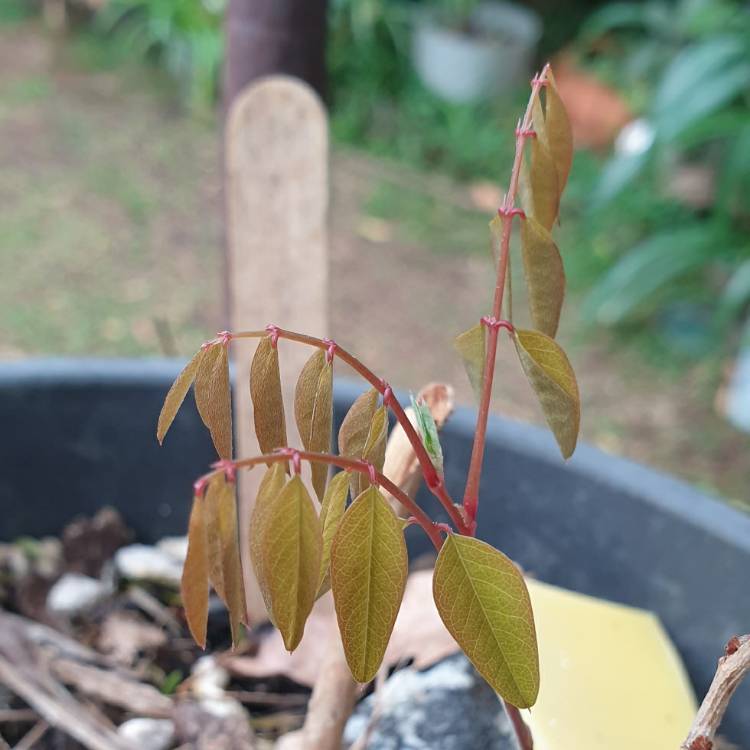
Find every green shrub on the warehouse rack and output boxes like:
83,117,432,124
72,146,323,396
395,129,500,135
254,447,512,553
94,0,224,111
578,0,750,353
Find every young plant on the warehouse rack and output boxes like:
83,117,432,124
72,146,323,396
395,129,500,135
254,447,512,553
157,64,578,713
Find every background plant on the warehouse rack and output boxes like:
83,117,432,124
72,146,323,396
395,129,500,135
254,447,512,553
426,0,479,30
576,0,750,357
94,0,225,111
156,65,577,741
58,0,584,182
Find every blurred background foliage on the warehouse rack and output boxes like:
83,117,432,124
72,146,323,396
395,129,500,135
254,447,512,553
577,0,750,359
89,0,225,110
43,0,749,363
2,0,749,499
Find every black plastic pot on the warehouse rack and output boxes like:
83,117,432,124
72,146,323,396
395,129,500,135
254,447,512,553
1,358,749,742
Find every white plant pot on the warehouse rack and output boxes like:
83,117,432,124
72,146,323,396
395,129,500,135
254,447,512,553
412,1,542,104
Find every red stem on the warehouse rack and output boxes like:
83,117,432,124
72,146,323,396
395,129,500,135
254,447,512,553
230,328,469,534
199,449,445,551
461,66,549,527
506,704,534,750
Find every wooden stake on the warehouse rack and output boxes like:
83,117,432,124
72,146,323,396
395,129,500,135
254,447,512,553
226,76,328,623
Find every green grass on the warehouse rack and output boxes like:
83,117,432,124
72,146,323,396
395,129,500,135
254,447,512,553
83,163,156,225
0,75,51,104
0,21,221,357
66,30,138,72
0,0,36,23
365,179,488,256
332,77,524,182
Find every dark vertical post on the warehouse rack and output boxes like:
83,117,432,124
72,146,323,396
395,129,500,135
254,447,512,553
223,0,329,110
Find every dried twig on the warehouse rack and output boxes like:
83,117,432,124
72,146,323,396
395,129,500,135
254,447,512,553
0,656,131,750
0,710,37,724
51,659,173,717
682,635,750,749
274,631,358,750
125,585,182,634
229,690,309,708
0,612,103,665
348,663,388,750
13,720,49,750
0,609,176,749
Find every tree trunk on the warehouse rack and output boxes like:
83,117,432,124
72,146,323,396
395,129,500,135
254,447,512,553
223,0,328,110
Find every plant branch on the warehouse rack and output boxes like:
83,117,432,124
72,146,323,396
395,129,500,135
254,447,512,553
276,406,440,750
199,449,445,551
226,328,469,534
461,65,550,528
682,634,750,749
506,705,534,750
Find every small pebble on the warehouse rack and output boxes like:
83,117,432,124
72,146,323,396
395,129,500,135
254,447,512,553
46,573,111,616
156,536,188,564
115,544,183,586
191,655,229,699
118,718,175,750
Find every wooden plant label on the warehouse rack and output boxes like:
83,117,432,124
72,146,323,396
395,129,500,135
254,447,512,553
225,76,328,623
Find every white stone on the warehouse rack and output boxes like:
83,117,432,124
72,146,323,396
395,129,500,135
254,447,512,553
191,655,229,699
156,536,188,564
117,718,175,750
46,573,111,616
199,697,247,721
615,118,655,156
115,544,182,586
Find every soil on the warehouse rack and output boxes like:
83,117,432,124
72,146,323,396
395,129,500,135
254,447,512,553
0,508,310,748
0,20,747,506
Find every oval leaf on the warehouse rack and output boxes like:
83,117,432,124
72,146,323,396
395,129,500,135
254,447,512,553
250,336,287,456
545,70,573,192
294,349,333,501
520,216,565,338
411,395,444,474
531,93,548,147
514,329,580,458
157,349,204,445
517,157,533,220
454,324,486,402
316,470,350,597
338,388,379,497
489,215,515,320
182,495,209,649
488,214,503,267
331,487,408,683
260,475,322,651
249,463,287,623
338,388,378,457
204,478,226,605
204,475,246,647
433,535,539,708
353,404,388,497
529,137,560,231
194,344,233,459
